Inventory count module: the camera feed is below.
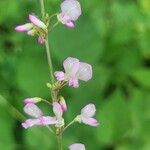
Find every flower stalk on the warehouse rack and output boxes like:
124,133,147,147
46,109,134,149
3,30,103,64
39,0,63,149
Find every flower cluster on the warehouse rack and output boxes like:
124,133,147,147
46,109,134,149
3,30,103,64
15,0,100,149
15,14,47,44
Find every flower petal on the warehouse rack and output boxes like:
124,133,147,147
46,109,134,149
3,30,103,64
24,103,43,118
61,0,81,21
40,116,57,125
81,116,99,127
22,119,40,129
54,71,65,81
29,14,47,29
68,78,79,88
77,62,92,81
63,57,79,77
69,143,85,150
53,102,63,118
15,23,33,32
65,20,74,28
81,104,96,117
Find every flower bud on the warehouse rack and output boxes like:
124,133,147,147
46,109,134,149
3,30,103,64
24,97,42,104
59,96,67,112
38,36,45,44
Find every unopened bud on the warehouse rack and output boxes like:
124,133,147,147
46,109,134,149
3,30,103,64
46,83,52,88
59,96,67,112
24,97,42,104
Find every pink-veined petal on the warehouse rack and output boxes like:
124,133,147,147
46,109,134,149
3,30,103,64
22,119,40,129
61,0,81,21
63,57,79,77
24,103,43,118
54,71,65,81
15,23,33,32
29,14,47,29
81,116,99,127
81,104,96,117
69,143,85,150
53,102,63,118
77,62,92,81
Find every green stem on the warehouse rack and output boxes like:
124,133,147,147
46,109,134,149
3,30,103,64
63,120,75,132
45,37,55,84
40,0,45,19
57,134,63,150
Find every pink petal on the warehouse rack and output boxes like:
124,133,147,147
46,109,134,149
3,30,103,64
81,116,99,127
15,23,33,32
29,14,47,29
24,103,43,118
81,104,96,117
63,57,79,77
69,143,85,150
61,0,82,21
22,119,40,129
38,36,45,44
77,62,92,81
24,97,41,104
39,116,57,125
54,71,65,81
69,78,79,88
53,102,63,118
65,20,75,28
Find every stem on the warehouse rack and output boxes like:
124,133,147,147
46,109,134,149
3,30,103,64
39,1,63,149
50,21,59,31
63,120,75,132
40,0,45,19
40,0,56,101
57,134,63,150
45,37,55,84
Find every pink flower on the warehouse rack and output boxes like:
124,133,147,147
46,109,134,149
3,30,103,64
22,103,57,129
54,57,92,88
15,14,47,44
69,143,85,150
57,0,81,28
22,102,64,129
75,104,99,127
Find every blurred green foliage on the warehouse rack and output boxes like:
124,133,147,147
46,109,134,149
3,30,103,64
0,0,150,149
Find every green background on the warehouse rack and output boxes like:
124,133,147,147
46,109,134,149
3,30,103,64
0,0,150,149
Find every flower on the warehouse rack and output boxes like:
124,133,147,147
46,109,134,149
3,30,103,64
22,102,64,129
57,0,81,28
22,103,57,129
54,57,92,88
69,143,85,150
15,14,47,44
75,104,99,127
